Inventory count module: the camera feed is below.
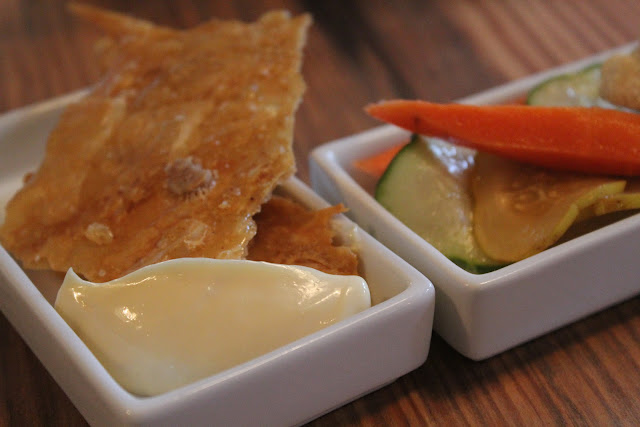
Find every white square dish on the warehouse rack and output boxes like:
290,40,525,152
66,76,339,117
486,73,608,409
0,94,436,426
310,43,640,361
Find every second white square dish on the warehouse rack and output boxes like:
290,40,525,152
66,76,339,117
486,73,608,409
310,43,640,360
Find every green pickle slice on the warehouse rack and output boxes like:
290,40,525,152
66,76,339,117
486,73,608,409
375,135,504,273
527,64,602,106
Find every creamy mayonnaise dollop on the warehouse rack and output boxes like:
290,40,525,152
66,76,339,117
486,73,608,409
54,258,371,396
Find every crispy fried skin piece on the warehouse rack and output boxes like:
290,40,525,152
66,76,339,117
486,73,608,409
248,197,359,276
0,5,310,281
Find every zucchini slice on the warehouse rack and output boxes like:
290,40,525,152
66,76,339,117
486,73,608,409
375,135,504,273
526,63,637,111
527,64,601,106
472,153,626,262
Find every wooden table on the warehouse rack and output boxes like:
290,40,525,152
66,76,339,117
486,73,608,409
2,1,640,425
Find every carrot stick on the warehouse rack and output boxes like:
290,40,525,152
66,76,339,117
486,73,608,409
353,143,405,177
366,100,640,176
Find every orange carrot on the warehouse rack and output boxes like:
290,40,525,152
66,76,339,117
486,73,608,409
366,100,640,176
353,143,405,177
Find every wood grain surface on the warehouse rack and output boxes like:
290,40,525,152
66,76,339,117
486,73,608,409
1,1,640,425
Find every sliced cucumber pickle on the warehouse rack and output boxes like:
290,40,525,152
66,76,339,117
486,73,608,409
375,135,504,273
472,153,626,262
527,64,601,106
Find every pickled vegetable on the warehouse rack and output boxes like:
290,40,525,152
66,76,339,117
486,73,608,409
365,100,640,176
527,64,602,106
577,178,640,220
472,153,626,262
375,135,504,273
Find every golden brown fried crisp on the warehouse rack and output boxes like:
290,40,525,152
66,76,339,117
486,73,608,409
248,196,359,276
0,5,310,281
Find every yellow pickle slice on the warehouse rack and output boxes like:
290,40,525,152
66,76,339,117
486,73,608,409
576,177,640,220
472,153,626,262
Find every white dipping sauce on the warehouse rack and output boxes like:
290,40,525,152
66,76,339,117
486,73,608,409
55,258,371,396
